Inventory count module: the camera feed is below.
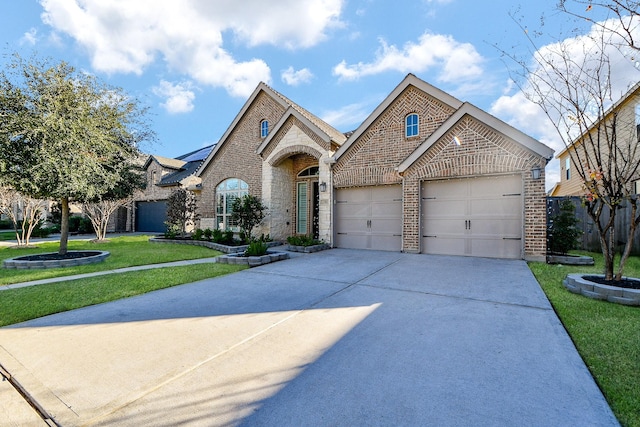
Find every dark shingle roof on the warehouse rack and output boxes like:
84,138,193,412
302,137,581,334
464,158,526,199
156,144,215,187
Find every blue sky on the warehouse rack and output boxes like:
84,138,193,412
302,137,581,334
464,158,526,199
1,0,638,189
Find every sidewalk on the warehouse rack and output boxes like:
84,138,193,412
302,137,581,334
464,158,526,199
0,257,221,291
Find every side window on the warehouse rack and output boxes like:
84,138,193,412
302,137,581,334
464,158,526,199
635,104,640,143
565,157,571,181
405,113,419,138
216,178,249,230
260,120,269,138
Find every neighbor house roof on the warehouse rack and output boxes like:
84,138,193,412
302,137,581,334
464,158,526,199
145,144,215,187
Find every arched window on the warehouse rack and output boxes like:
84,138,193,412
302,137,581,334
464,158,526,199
216,178,249,230
297,166,319,177
405,113,419,138
260,120,269,138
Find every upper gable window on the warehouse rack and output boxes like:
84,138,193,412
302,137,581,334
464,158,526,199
405,113,419,138
565,157,571,180
260,120,269,138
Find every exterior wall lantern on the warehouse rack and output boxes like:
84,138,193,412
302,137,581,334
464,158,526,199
319,182,327,192
532,167,541,180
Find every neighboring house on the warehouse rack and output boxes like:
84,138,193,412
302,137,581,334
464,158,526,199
550,82,640,197
196,74,553,260
134,145,214,232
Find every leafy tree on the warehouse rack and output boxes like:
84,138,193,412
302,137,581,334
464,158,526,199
0,54,154,254
231,194,267,243
165,188,199,236
501,2,640,281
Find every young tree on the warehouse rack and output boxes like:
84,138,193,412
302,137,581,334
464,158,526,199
502,5,640,281
82,166,146,241
0,186,47,246
0,54,154,255
231,194,267,243
165,188,199,236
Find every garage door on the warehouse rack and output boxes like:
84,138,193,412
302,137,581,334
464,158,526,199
135,201,168,232
421,175,523,259
335,185,402,251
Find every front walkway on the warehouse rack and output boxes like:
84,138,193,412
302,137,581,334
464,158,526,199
0,250,619,426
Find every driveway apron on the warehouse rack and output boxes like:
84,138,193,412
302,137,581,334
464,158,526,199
0,249,619,426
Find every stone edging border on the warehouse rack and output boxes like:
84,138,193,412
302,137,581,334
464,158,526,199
547,254,594,265
216,251,289,267
149,237,281,254
286,243,330,253
3,251,111,270
563,273,640,306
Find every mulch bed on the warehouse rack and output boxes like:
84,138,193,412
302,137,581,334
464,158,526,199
583,275,640,290
13,251,103,261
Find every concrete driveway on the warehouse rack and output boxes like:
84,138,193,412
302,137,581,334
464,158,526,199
0,249,619,426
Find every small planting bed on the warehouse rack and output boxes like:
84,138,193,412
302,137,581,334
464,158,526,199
286,243,330,253
563,273,640,306
217,251,289,267
149,237,280,254
3,251,110,269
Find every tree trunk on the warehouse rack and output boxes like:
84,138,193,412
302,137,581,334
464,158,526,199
59,197,70,255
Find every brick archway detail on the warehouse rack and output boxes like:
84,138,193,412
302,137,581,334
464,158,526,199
269,145,323,166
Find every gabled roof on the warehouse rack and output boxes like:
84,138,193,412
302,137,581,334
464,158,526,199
198,82,344,176
144,155,186,170
146,144,215,187
333,73,464,161
555,81,640,158
256,106,346,156
398,102,554,173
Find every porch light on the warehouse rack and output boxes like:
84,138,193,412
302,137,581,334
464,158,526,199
532,167,541,180
320,182,327,192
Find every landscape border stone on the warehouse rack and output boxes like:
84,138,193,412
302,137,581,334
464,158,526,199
216,251,289,267
563,273,640,306
286,243,330,253
149,237,281,253
3,251,110,270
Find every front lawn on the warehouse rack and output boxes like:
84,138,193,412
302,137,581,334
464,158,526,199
0,263,245,327
529,253,640,427
0,234,221,285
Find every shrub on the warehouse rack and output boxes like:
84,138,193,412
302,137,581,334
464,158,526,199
193,228,204,241
245,240,268,256
164,222,181,239
231,195,267,244
548,199,582,255
203,228,213,240
78,217,93,234
0,219,12,229
287,235,322,247
211,229,236,245
68,215,82,232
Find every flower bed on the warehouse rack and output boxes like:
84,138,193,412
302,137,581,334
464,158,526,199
217,251,289,267
3,251,110,269
149,237,280,254
563,273,640,306
286,243,331,253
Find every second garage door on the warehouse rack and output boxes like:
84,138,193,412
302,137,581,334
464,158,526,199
421,175,523,259
335,185,402,251
135,200,168,233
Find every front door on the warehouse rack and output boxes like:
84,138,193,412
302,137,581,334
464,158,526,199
296,180,320,238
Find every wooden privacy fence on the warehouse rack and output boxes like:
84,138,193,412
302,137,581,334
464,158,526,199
547,196,640,255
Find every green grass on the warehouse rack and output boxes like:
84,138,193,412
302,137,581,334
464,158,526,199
0,263,246,327
0,234,221,285
529,252,640,427
0,230,17,241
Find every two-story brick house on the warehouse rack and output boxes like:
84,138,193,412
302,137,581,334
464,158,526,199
197,74,554,260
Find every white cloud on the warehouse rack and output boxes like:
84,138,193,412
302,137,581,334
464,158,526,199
490,16,640,191
39,0,344,98
321,101,374,129
153,80,196,114
281,66,314,86
21,28,38,45
332,32,484,83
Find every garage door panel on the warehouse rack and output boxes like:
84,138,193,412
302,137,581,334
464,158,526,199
421,175,523,259
335,186,402,251
135,201,167,232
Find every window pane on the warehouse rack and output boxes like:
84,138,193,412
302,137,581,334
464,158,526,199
297,182,308,234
